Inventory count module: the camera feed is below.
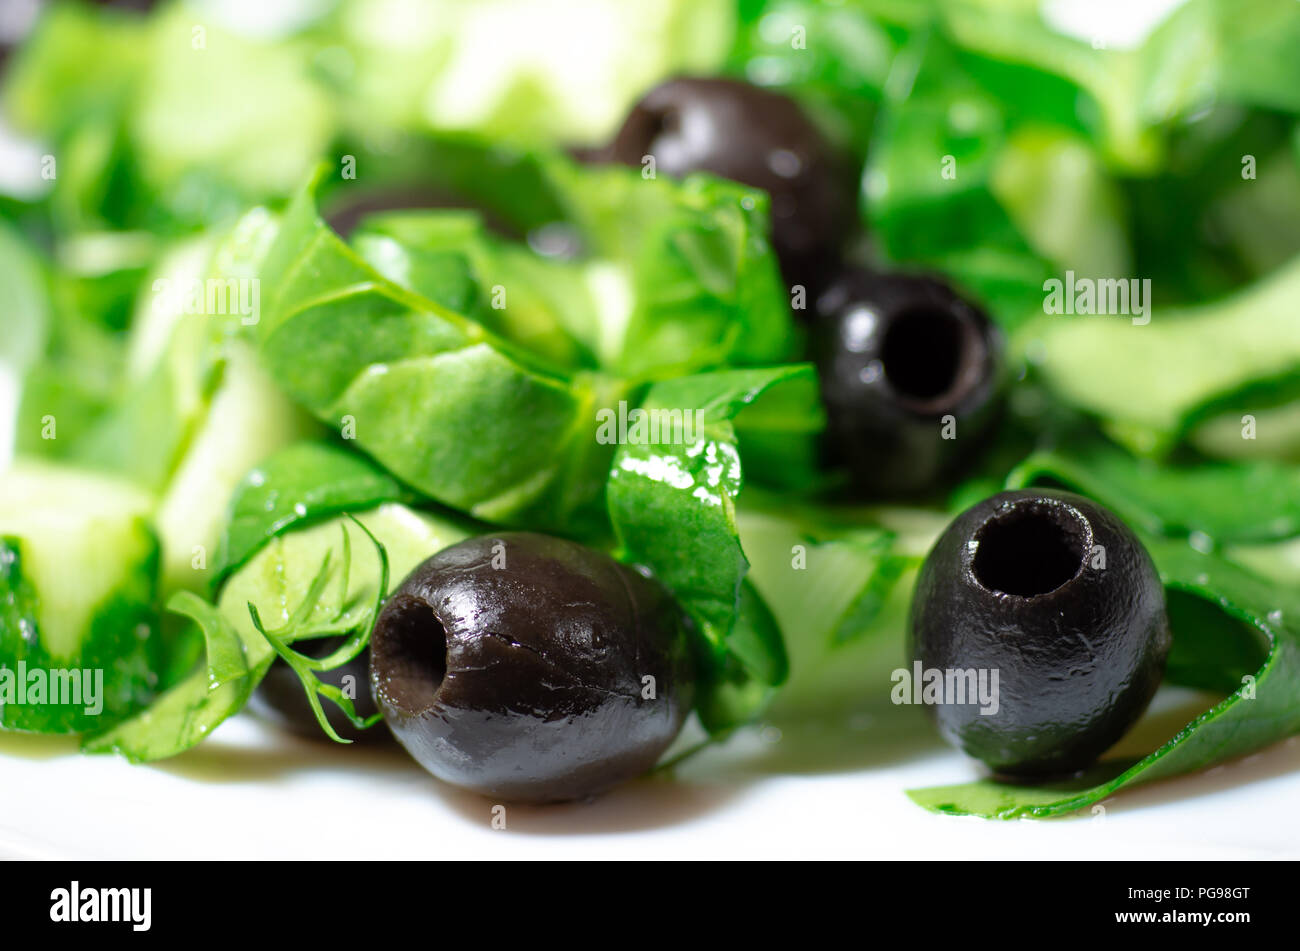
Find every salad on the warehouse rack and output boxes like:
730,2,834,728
2,0,1300,819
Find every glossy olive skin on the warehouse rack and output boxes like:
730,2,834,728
602,77,854,289
910,490,1171,777
370,532,694,803
813,268,1005,497
248,639,386,744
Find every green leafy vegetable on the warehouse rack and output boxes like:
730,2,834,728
727,0,896,155
607,365,819,731
351,211,596,370
1006,440,1300,544
1119,110,1300,305
256,167,630,535
538,158,795,378
864,28,1067,328
692,579,786,733
340,144,797,380
1140,0,1300,119
82,588,270,763
4,2,333,232
723,346,828,491
2,2,149,232
14,236,152,462
216,441,411,585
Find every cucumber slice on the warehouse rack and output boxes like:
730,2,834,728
125,236,216,384
0,461,166,733
0,461,153,659
155,339,319,595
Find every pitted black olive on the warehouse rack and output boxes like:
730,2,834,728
248,638,385,744
370,532,694,803
602,77,854,290
909,489,1171,777
813,268,1005,496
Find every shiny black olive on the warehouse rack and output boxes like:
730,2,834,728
370,532,694,803
909,489,1171,777
602,77,854,290
813,268,1005,496
248,637,386,744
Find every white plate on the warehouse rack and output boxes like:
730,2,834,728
4,689,1298,860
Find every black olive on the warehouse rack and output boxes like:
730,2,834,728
909,489,1171,777
602,77,854,291
813,268,1005,496
248,637,387,744
369,532,694,803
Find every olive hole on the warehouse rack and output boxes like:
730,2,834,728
645,106,679,145
882,308,967,402
972,505,1087,597
377,596,448,711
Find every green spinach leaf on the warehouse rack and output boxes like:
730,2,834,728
864,27,1123,329
726,0,896,156
256,168,630,536
215,441,412,586
1006,440,1300,544
541,158,795,378
607,365,819,731
340,146,797,381
82,589,272,763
